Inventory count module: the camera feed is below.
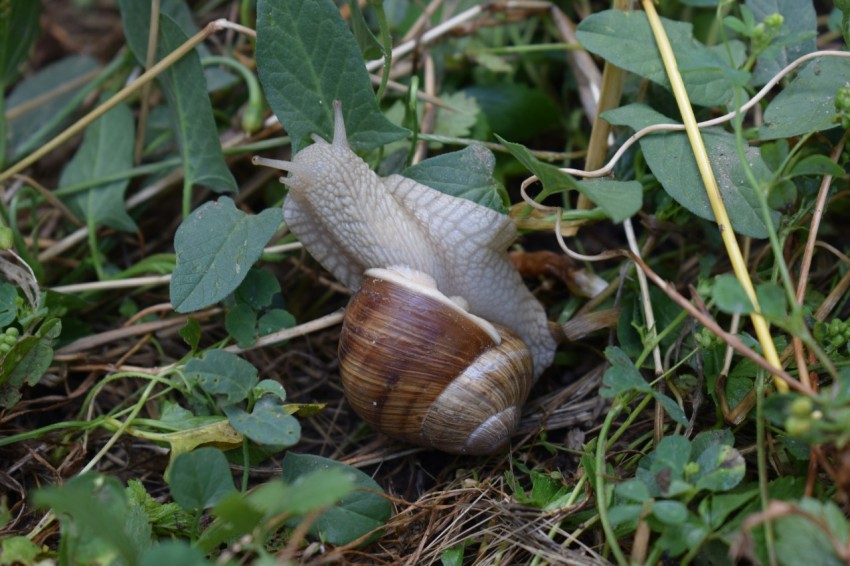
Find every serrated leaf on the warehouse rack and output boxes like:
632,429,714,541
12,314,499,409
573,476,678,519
749,0,817,86
184,349,258,405
59,99,137,232
281,453,392,545
577,10,749,107
402,145,507,213
604,103,778,238
168,447,237,510
223,397,301,447
759,57,850,140
170,197,281,313
255,0,407,152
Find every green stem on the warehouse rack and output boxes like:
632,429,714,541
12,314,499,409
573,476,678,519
87,214,105,280
756,372,778,566
369,0,392,101
595,400,629,566
201,55,263,133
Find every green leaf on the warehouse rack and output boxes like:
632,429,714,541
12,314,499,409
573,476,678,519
257,309,296,336
234,268,280,310
281,453,392,545
788,154,845,178
577,10,749,107
773,498,847,566
59,99,137,232
168,447,237,510
749,0,817,85
497,136,642,222
604,104,778,238
402,145,507,213
654,392,689,426
693,444,746,492
0,282,17,327
757,282,787,320
0,536,44,565
0,0,40,84
254,379,286,402
33,474,150,566
225,303,257,348
616,479,651,503
170,197,281,313
713,274,754,315
179,318,201,351
141,540,212,566
223,397,301,447
5,55,100,160
600,346,650,397
706,487,759,529
0,319,61,409
196,491,265,553
759,57,850,140
184,349,258,405
464,84,561,141
252,470,354,517
652,500,690,525
255,0,407,152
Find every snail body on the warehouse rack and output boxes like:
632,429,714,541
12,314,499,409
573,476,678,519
338,267,533,455
253,101,555,453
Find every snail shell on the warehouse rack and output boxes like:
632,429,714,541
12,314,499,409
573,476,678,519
338,266,534,455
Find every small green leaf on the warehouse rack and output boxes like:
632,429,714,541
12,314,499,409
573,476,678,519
757,282,787,320
652,500,689,525
59,99,137,232
254,379,286,402
223,397,301,447
616,479,651,503
252,469,354,517
281,453,392,545
170,197,281,313
693,444,746,492
402,145,507,213
255,0,407,152
600,346,650,397
0,536,44,565
257,309,295,337
0,319,61,409
234,268,280,310
179,318,201,351
788,154,845,178
225,303,257,348
0,283,17,327
196,491,265,553
749,0,817,86
654,392,689,426
168,447,237,510
184,349,258,405
713,274,754,315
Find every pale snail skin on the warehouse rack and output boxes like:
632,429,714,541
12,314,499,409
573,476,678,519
253,101,557,453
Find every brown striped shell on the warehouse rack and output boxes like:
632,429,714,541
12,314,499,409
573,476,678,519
338,267,534,455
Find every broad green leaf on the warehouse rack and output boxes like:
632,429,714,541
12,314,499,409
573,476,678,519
281,452,392,545
33,474,149,566
464,84,561,141
577,10,749,107
604,104,778,238
0,319,61,409
788,154,846,179
402,145,507,213
255,0,407,152
168,447,237,510
223,397,301,447
759,57,850,140
141,541,211,566
713,274,754,315
497,136,642,222
59,99,137,232
773,498,847,566
5,55,100,160
0,0,40,84
170,197,281,313
184,349,258,405
749,0,817,86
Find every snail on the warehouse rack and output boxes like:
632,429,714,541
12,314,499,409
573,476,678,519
253,101,558,454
